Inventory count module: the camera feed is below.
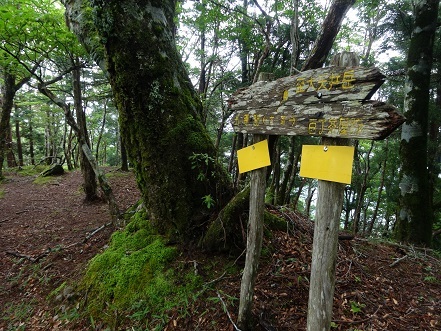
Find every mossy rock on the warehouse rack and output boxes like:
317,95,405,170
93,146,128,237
40,164,64,177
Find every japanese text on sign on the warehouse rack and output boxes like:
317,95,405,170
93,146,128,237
233,113,365,137
294,70,356,94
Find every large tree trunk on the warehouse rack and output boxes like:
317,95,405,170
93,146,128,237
64,0,232,240
396,0,439,246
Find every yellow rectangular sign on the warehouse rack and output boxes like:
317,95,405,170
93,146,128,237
299,145,355,184
237,140,271,174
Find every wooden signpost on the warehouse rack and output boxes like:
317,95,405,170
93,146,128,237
231,58,405,331
230,66,404,140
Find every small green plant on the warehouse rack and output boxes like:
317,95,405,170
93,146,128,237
0,188,5,199
350,301,365,314
424,275,438,283
189,153,216,182
202,194,215,209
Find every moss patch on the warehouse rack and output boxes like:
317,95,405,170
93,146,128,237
79,212,202,330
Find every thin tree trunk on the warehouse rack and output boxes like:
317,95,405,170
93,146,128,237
120,136,129,171
15,120,23,167
28,119,35,166
72,60,98,201
367,141,388,235
353,141,374,235
95,99,108,163
6,127,16,168
290,0,299,74
278,136,295,205
301,0,356,71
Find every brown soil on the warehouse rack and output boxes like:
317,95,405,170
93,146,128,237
1,169,440,331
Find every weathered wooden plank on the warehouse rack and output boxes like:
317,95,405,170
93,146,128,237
231,101,405,140
228,66,385,111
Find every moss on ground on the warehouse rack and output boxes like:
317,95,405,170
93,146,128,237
79,211,202,330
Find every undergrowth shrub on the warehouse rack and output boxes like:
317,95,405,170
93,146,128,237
80,211,201,329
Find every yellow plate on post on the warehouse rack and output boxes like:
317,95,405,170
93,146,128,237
237,140,271,174
300,145,355,184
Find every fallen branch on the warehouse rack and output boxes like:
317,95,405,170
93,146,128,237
64,221,113,249
6,248,51,263
389,255,408,267
217,291,242,331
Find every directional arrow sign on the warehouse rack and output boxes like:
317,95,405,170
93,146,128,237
229,66,405,140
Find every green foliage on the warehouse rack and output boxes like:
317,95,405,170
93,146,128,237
349,301,365,314
202,194,215,209
189,152,216,182
80,212,202,329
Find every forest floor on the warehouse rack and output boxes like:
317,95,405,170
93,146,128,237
0,168,440,331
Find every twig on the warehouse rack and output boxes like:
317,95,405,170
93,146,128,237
389,255,408,267
64,221,112,249
84,222,112,242
0,217,13,224
216,291,242,331
203,271,227,288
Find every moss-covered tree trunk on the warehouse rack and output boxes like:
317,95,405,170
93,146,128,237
64,0,231,240
396,0,439,246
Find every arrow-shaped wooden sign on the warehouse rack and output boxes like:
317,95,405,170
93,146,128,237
229,66,405,140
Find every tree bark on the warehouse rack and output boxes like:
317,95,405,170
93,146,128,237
396,0,439,246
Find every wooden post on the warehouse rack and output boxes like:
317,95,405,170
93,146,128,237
237,73,273,331
306,52,359,331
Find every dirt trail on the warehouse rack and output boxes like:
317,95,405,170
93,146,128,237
0,169,140,330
